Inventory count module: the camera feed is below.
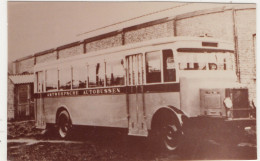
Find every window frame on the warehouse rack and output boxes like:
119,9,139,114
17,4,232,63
177,48,235,71
58,66,73,90
105,57,126,87
45,68,59,92
72,64,88,89
145,49,178,84
145,50,162,84
35,71,45,93
35,47,180,93
87,61,106,88
162,49,177,83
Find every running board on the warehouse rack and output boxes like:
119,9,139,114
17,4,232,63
128,120,148,137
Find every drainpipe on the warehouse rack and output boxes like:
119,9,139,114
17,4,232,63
232,9,240,82
173,18,177,37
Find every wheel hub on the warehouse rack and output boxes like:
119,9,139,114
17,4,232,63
163,124,180,151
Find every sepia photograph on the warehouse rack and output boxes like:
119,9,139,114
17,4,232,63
4,1,257,160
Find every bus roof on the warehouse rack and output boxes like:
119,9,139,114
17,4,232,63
34,36,234,70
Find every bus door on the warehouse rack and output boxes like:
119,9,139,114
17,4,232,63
126,54,148,136
36,71,46,129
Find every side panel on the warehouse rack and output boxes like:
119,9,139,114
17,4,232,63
36,90,180,130
41,94,128,128
145,92,180,130
180,72,237,117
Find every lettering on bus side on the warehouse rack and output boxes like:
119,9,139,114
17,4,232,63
82,88,121,95
34,83,180,98
35,87,123,98
46,90,79,97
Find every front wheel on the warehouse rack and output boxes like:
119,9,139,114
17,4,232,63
152,118,183,152
162,123,182,151
57,110,72,139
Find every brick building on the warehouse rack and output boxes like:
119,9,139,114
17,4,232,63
8,4,256,120
8,73,34,121
7,77,15,120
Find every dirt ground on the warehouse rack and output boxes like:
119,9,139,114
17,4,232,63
7,121,257,161
8,121,42,139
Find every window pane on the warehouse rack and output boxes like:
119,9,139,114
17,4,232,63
138,54,144,85
46,69,58,91
88,63,105,87
72,65,87,89
146,51,161,83
106,59,125,86
163,50,176,82
37,71,44,92
178,50,234,71
59,67,72,90
18,85,28,104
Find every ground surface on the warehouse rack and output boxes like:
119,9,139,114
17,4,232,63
7,121,257,161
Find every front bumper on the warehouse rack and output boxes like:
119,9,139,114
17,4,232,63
225,117,256,128
186,116,256,129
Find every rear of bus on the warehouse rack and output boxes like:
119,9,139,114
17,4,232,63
175,38,256,131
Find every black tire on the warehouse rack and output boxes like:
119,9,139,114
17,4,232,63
57,110,72,139
152,116,183,152
41,124,57,139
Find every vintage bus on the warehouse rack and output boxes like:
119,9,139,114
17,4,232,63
34,36,255,151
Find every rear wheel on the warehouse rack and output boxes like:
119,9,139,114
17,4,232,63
57,110,71,139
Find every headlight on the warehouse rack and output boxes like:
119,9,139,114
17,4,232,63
224,97,233,108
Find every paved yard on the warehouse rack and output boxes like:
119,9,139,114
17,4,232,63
7,125,257,161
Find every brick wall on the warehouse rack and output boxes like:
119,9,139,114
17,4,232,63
235,9,256,102
124,21,174,44
36,51,57,64
176,10,234,42
86,34,123,52
8,78,15,120
59,43,84,59
175,9,256,101
13,6,256,102
15,57,34,74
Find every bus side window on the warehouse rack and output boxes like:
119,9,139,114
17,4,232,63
106,59,125,86
72,65,87,89
46,69,58,91
37,71,44,92
163,49,176,82
145,51,161,83
88,63,105,87
59,67,72,90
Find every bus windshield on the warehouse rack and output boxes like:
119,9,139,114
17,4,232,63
177,48,235,71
